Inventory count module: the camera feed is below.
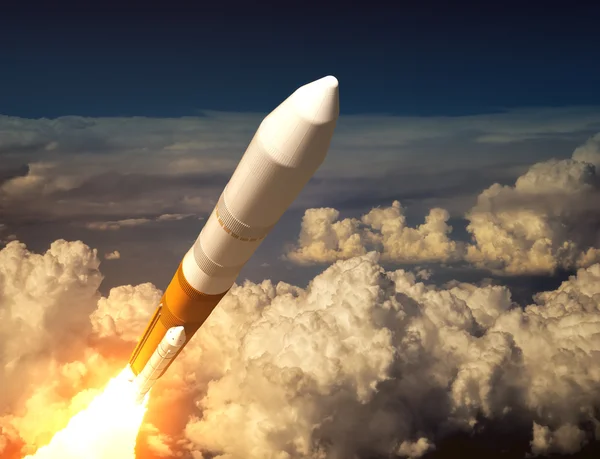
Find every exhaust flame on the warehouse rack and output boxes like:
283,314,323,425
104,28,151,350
23,368,148,459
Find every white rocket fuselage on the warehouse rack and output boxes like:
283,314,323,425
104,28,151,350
128,76,340,399
183,75,340,294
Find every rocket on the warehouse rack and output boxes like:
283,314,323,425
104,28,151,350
126,75,340,401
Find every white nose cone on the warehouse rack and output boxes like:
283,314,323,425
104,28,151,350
290,75,339,124
255,75,340,170
164,326,186,347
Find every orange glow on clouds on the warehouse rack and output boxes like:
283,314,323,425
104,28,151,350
23,369,147,459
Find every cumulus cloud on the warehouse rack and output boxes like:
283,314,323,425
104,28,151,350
2,110,600,298
3,124,600,457
464,156,600,275
2,240,600,458
0,224,17,246
90,283,161,342
0,240,112,455
396,438,435,458
0,241,162,458
104,250,121,260
177,254,600,458
530,422,587,456
0,240,102,355
572,132,600,168
285,201,461,265
287,135,600,276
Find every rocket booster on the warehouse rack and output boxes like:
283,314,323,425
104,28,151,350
127,75,340,400
131,326,185,402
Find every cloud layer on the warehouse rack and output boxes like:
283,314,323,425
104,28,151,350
2,109,600,298
285,202,460,265
2,108,600,227
2,112,600,457
287,138,600,275
1,240,599,458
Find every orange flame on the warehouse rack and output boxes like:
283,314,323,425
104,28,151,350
23,368,147,459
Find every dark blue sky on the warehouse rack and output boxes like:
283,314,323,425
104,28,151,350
2,2,600,117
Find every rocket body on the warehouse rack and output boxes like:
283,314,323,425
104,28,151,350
128,76,340,400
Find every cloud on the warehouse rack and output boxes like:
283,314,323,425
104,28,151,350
104,250,121,260
3,113,600,456
2,108,600,228
0,114,247,225
286,135,600,276
2,110,599,300
140,424,175,457
178,254,600,458
1,239,600,457
0,240,115,455
90,283,161,342
0,240,101,348
326,107,600,153
285,201,461,265
86,219,152,231
155,213,194,221
0,224,17,246
572,132,600,168
530,422,587,456
464,156,600,275
86,214,194,231
0,162,86,198
396,438,435,458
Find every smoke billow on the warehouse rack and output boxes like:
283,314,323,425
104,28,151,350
0,241,141,456
175,254,600,458
3,238,599,458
